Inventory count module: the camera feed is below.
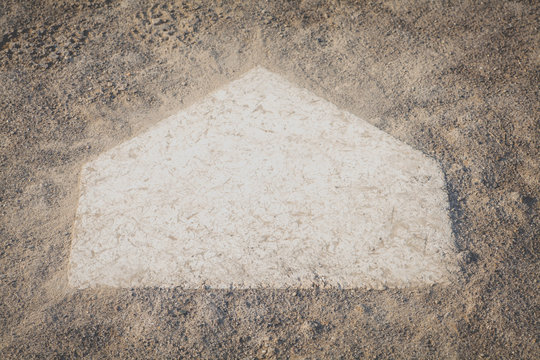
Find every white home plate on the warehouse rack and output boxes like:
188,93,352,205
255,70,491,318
69,67,457,289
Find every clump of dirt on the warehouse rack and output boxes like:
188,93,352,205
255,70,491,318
1,0,538,358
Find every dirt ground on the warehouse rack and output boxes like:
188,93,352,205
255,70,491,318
0,0,538,358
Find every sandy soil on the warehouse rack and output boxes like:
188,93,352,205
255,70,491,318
0,0,538,358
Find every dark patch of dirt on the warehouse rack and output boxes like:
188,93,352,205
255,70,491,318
1,0,538,358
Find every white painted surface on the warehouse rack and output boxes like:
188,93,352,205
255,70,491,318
69,67,457,289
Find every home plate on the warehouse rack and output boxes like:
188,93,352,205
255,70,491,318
68,67,457,289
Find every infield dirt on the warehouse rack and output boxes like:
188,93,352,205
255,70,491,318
0,0,538,358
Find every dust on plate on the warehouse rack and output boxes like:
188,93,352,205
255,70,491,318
68,67,458,289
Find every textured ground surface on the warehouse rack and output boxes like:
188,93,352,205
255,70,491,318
0,0,538,358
